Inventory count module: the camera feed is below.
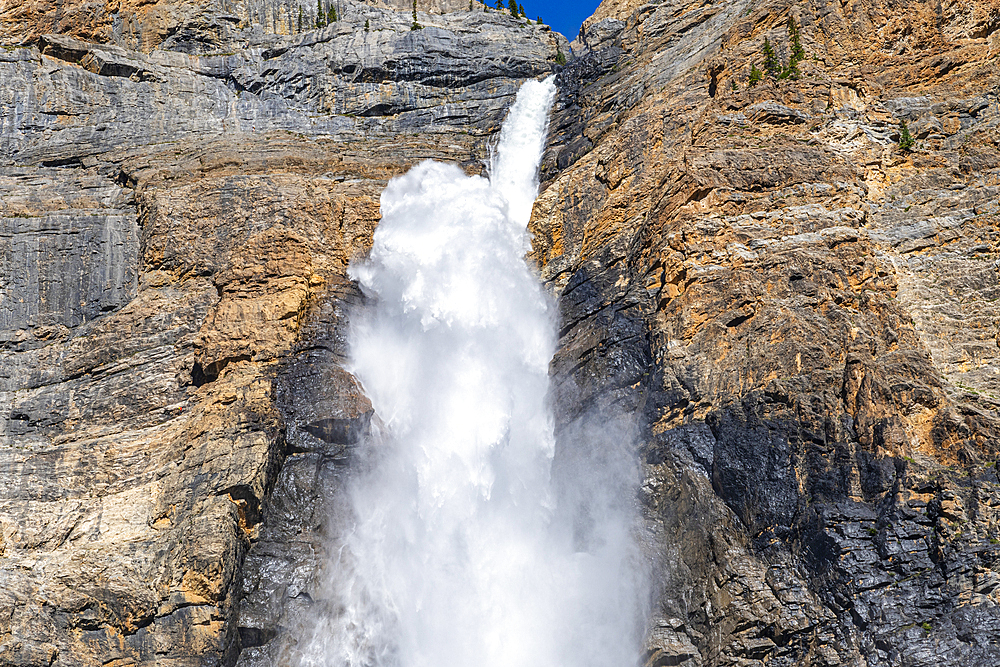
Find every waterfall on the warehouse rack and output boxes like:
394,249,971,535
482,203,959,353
298,77,646,667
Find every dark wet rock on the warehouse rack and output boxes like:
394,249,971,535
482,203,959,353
5,0,1000,664
0,1,560,664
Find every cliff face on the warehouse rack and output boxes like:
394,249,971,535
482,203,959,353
0,2,562,665
536,0,1000,664
2,0,1000,666
0,0,477,53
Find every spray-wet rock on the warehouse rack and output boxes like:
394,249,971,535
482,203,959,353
531,0,1000,664
4,0,1000,664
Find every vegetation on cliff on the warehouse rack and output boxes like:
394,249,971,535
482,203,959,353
2,0,999,666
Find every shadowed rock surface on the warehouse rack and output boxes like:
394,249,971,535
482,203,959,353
2,0,1000,665
532,0,1000,664
0,1,562,664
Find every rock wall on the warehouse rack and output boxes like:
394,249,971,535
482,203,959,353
534,0,1000,664
3,0,1000,665
0,2,562,664
0,0,488,53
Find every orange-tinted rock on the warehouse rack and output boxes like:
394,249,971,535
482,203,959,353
0,3,558,664
535,0,1000,663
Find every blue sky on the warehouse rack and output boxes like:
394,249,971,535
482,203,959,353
519,0,603,41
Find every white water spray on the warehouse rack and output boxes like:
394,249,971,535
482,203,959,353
298,77,645,667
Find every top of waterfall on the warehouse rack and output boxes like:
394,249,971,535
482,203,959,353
488,76,557,230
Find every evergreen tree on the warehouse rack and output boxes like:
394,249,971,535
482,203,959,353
495,0,503,10
779,16,804,80
762,37,780,78
316,0,324,27
555,48,566,65
328,5,336,23
507,0,517,16
469,0,473,10
788,16,805,63
898,119,915,151
537,15,541,24
411,0,421,30
365,18,370,31
748,64,762,86
519,3,525,17
779,60,800,80
298,6,303,32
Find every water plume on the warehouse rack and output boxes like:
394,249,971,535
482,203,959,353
298,76,646,667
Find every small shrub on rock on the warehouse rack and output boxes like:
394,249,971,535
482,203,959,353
898,119,915,151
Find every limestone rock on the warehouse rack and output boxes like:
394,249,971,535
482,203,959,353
0,1,559,663
4,0,1000,664
532,0,1000,664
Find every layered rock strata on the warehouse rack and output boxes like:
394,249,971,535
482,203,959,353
0,3,562,664
3,0,1000,665
0,0,484,54
534,0,1000,664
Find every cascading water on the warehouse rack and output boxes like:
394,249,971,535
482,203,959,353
296,77,646,667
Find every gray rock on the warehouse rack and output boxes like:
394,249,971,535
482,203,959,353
0,170,138,338
582,18,624,51
0,2,563,664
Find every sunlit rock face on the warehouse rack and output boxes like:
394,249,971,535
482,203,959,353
533,0,1000,664
0,0,499,53
0,2,564,665
3,0,1000,665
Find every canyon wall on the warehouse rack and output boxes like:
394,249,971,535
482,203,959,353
0,3,564,664
2,0,999,665
537,0,1000,664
